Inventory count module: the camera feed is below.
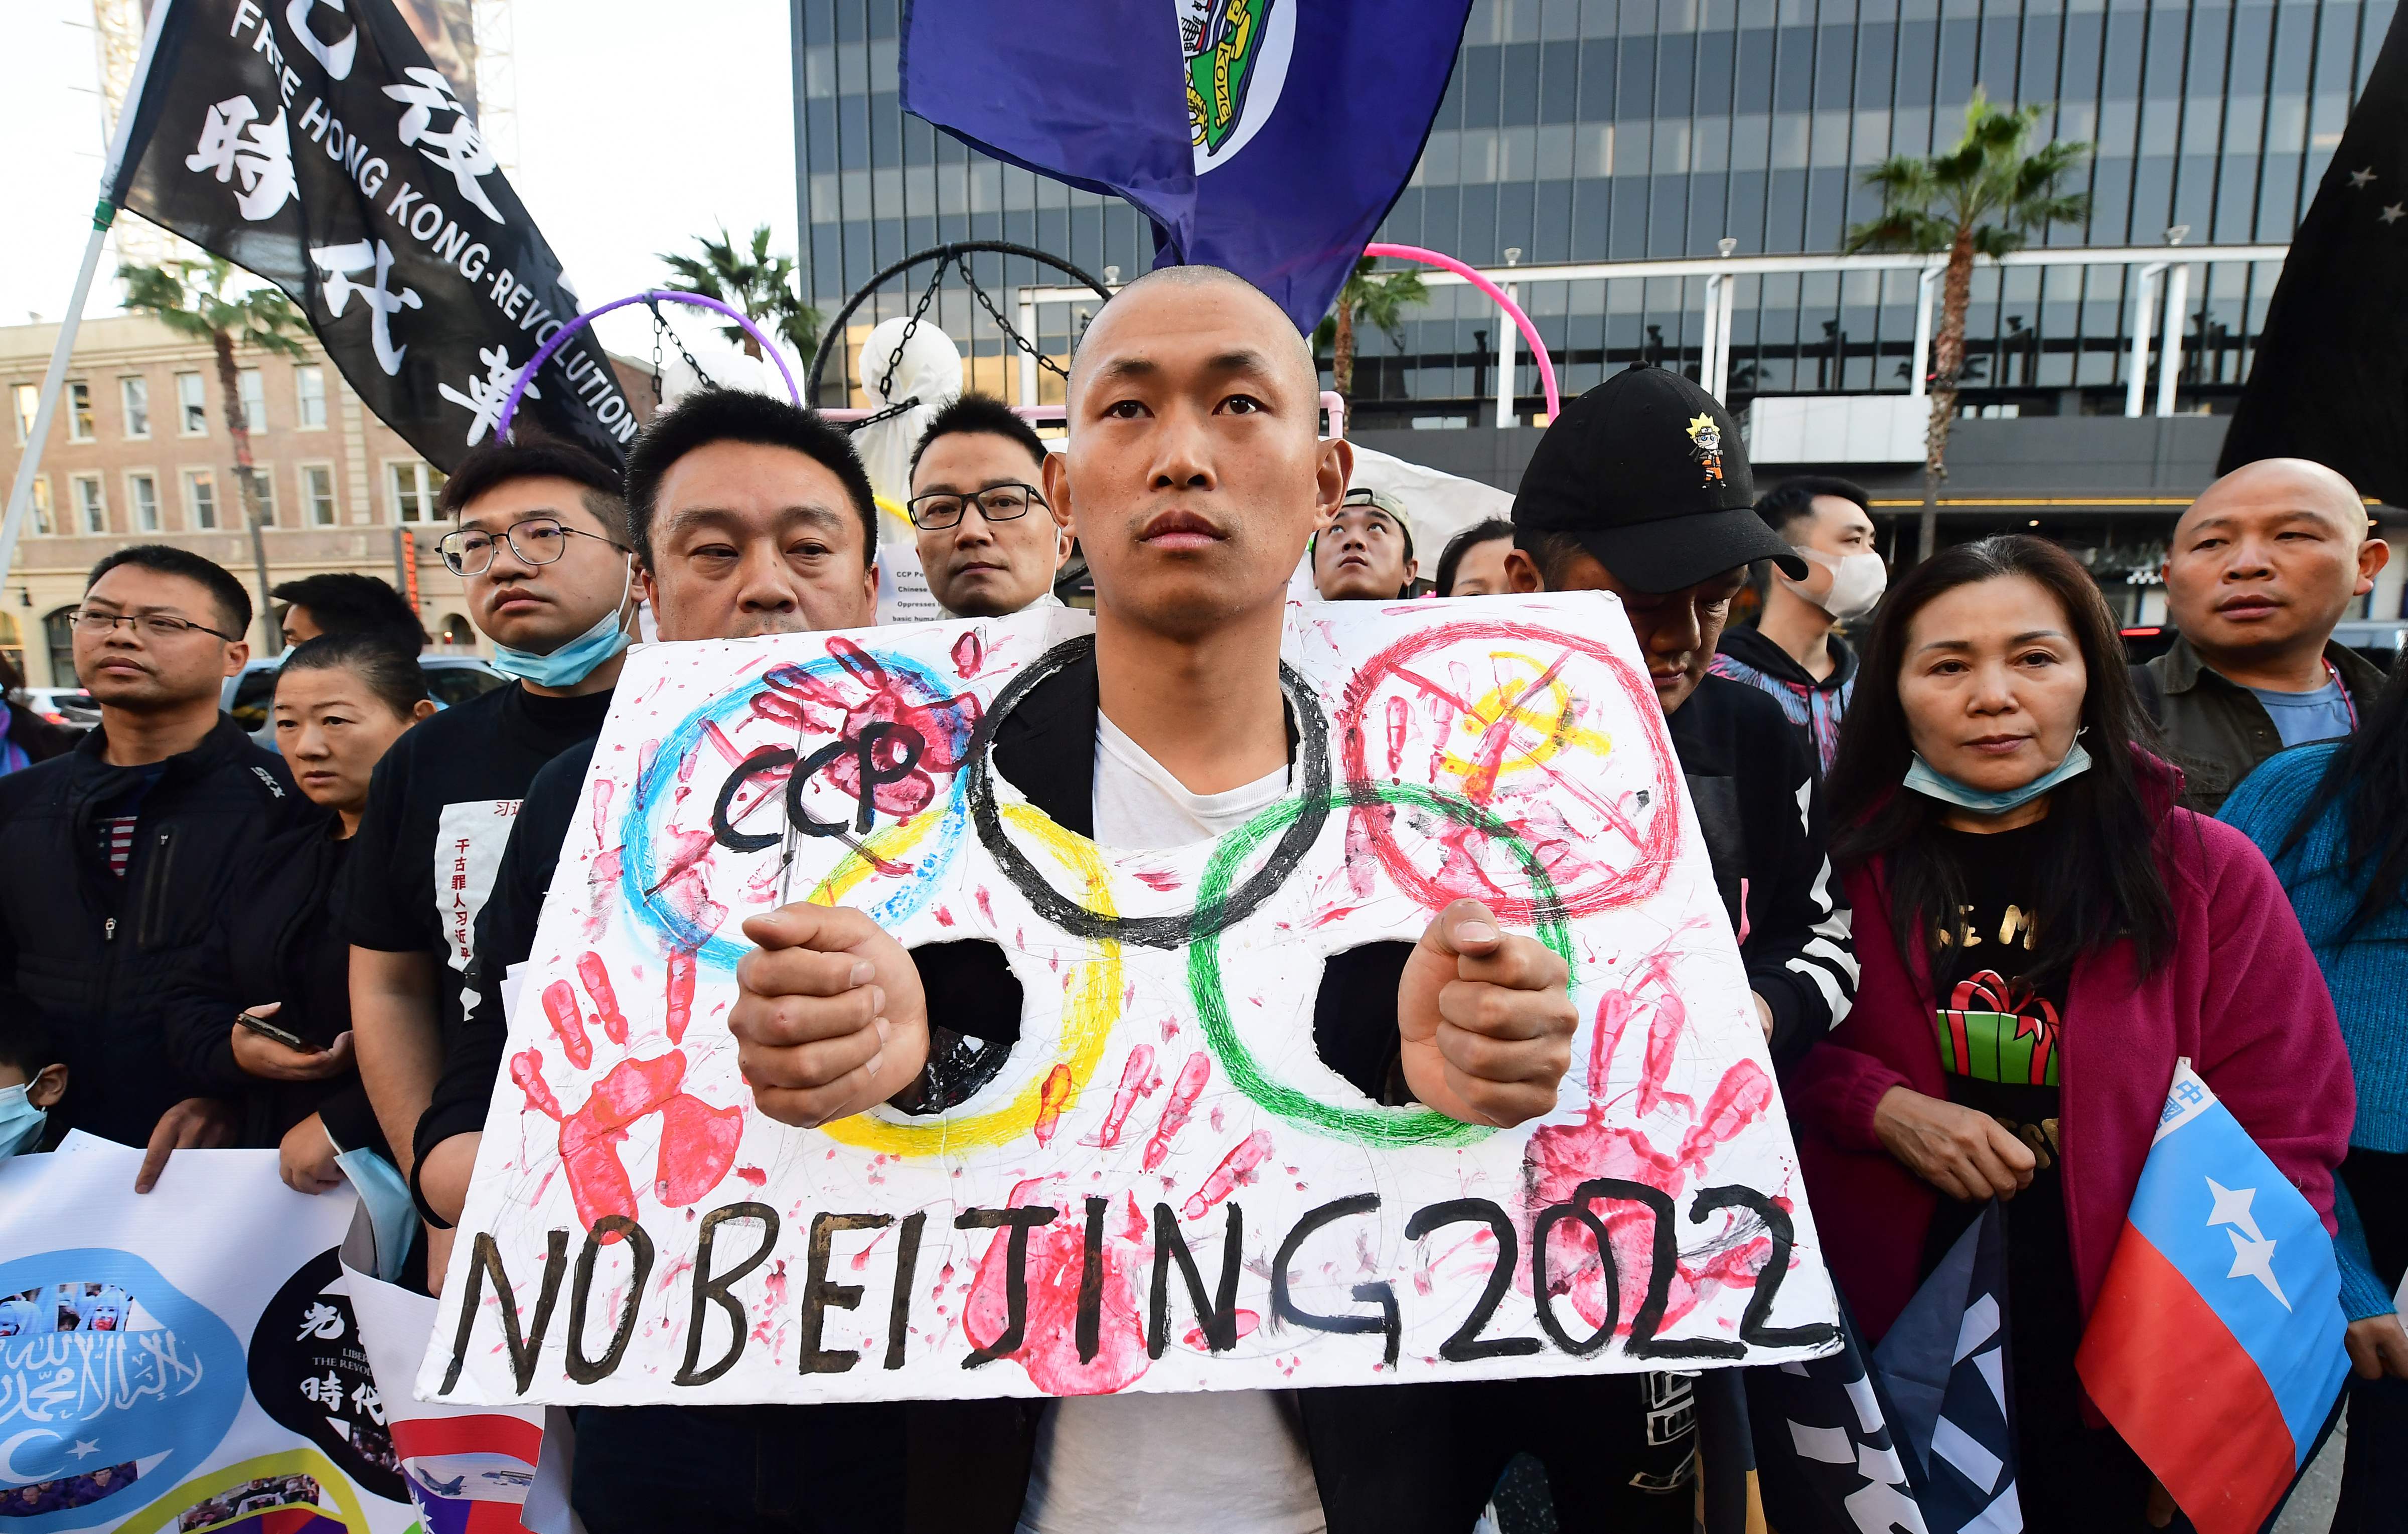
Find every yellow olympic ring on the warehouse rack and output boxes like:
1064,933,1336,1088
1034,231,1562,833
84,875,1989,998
1437,650,1614,786
814,802,1122,1155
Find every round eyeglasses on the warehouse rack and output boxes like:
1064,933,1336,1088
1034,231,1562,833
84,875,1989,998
438,517,629,576
905,483,1046,531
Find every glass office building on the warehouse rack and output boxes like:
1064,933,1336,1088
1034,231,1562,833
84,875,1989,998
793,0,2389,420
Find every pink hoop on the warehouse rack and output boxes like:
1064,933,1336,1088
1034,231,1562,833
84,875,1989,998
1363,243,1561,420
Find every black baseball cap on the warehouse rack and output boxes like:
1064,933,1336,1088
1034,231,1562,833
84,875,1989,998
1513,366,1808,592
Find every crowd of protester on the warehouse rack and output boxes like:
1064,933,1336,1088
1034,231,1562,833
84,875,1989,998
0,261,2399,1533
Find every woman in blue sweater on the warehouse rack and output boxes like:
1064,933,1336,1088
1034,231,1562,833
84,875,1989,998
2221,660,2408,1532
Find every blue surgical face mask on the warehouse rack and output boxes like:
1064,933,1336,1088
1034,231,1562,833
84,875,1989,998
1905,737,2093,816
490,559,634,688
0,1085,48,1160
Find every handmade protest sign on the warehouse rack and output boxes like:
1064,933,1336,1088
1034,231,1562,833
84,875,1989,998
426,593,1840,1406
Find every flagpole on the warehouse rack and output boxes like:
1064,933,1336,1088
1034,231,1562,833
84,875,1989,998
0,0,180,594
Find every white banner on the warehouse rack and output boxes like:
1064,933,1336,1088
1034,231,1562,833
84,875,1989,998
0,1138,414,1532
429,593,1841,1407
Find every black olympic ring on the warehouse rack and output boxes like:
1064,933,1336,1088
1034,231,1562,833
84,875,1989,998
960,634,1334,949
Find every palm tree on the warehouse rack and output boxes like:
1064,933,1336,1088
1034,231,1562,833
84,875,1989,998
1848,91,2090,559
120,258,311,651
1314,257,1430,400
658,225,822,363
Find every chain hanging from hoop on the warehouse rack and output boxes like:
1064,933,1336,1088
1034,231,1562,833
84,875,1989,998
647,297,720,401
842,253,1077,433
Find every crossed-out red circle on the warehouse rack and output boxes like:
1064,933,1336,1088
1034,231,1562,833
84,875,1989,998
1334,620,1684,921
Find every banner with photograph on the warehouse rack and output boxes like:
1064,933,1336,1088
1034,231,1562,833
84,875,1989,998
107,0,639,470
0,1138,412,1533
429,593,1841,1407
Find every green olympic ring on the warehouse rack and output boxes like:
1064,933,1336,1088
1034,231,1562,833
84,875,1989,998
1187,780,1577,1145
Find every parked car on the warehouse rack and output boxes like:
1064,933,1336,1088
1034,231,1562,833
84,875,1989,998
2121,620,2404,673
18,687,99,732
222,653,507,734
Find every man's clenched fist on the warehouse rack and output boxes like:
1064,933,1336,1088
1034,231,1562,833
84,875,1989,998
1395,898,1577,1128
730,903,931,1128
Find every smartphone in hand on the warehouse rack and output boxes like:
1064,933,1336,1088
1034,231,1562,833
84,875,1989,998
236,1010,311,1052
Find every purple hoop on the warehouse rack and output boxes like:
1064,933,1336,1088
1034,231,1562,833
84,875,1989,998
1363,243,1562,419
493,289,804,442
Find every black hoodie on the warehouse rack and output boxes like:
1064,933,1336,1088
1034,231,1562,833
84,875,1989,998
1709,624,1859,776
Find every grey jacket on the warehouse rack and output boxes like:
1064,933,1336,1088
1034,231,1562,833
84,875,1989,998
2134,632,2386,812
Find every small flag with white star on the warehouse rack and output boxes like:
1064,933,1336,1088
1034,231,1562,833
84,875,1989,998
2223,1,2408,500
2075,1061,2350,1534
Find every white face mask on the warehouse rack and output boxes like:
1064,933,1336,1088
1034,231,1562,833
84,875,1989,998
1783,548,1888,623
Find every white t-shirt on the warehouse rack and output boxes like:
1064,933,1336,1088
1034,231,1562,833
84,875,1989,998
1015,712,1324,1534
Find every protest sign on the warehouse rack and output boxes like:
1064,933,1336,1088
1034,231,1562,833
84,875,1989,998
428,593,1841,1407
0,1138,414,1532
341,1211,573,1534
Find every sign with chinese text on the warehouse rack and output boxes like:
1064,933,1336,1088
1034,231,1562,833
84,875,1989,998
109,0,638,470
0,1138,414,1532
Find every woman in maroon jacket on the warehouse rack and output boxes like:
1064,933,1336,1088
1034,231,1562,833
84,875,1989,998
1789,534,2352,1531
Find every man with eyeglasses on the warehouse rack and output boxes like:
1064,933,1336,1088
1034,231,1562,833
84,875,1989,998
1311,487,1419,600
335,441,636,1270
0,546,303,1191
907,392,1072,619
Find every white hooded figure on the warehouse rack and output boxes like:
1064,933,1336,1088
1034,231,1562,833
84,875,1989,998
0,1296,42,1337
76,1285,130,1332
850,315,966,624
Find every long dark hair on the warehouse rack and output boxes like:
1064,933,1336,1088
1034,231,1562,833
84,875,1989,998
1826,535,2175,987
2279,655,2408,937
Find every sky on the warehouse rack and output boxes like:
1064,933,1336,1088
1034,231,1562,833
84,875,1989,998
2,0,801,379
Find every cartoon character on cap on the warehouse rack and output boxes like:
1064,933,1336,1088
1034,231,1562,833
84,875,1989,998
1312,487,1418,601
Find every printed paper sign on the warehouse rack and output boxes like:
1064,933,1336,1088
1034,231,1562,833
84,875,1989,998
0,1140,414,1532
429,594,1841,1406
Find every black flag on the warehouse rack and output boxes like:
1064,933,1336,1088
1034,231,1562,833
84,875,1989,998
2220,3,2408,500
107,0,640,471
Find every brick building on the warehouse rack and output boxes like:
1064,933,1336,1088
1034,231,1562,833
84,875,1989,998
1,314,651,687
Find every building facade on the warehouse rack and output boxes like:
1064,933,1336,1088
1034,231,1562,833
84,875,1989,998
0,315,649,689
790,0,2401,621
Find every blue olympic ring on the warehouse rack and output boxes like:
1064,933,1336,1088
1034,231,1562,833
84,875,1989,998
618,649,970,973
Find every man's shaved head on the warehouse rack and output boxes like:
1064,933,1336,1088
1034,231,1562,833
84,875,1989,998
1068,264,1320,407
1042,260,1349,644
2178,456,2368,544
2163,454,2388,682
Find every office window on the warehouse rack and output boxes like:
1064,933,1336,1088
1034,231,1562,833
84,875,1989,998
237,368,266,431
186,469,218,530
26,477,50,536
129,473,159,532
67,382,93,442
389,462,444,522
303,464,337,526
72,475,105,533
120,377,150,438
10,384,34,444
178,372,207,434
294,363,327,428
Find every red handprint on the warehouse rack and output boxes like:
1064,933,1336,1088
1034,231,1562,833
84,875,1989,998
523,954,743,1234
1520,939,1778,1339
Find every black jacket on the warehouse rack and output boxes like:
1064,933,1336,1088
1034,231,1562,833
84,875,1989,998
162,813,387,1159
1665,674,1857,1069
436,645,1691,1534
2135,632,2387,813
0,714,300,1146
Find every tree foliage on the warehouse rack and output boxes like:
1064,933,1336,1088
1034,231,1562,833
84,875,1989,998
658,224,823,361
1315,256,1430,399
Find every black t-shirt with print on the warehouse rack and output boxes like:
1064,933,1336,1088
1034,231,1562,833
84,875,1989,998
1916,821,2148,1527
333,681,614,1046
